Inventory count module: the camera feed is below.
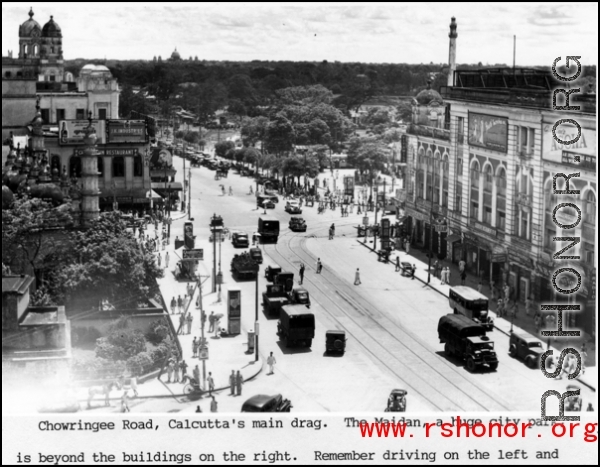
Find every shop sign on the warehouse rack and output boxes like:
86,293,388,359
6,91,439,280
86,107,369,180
59,120,106,146
470,220,497,237
468,113,508,153
507,249,534,269
405,207,428,222
106,120,148,144
75,148,140,157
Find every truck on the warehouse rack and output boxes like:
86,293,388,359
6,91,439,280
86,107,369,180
274,271,294,293
258,217,280,243
230,252,259,281
262,284,290,318
277,304,315,348
449,286,494,332
437,314,498,372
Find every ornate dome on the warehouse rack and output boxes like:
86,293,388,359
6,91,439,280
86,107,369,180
415,80,444,106
42,15,62,38
170,48,181,60
19,8,41,37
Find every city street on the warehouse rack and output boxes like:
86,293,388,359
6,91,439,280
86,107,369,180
129,149,595,413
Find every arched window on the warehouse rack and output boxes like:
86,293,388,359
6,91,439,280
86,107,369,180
496,167,506,231
584,190,596,225
97,157,104,177
470,160,480,220
442,155,449,207
69,156,82,178
33,44,39,56
113,157,125,178
5,71,12,78
433,154,441,204
417,171,424,199
515,171,533,240
133,156,143,177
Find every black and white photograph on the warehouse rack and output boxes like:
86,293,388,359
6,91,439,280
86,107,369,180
2,2,597,464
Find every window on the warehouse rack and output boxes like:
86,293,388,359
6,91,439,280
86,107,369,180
545,228,556,250
98,108,107,121
76,109,85,120
518,126,535,155
113,157,125,178
471,201,479,219
456,157,463,177
584,243,594,265
484,206,492,225
69,156,82,178
584,191,596,225
56,109,65,122
133,156,143,177
5,71,11,78
484,166,493,193
456,193,462,213
520,210,530,240
497,212,506,231
49,74,56,82
97,157,104,177
40,109,50,123
417,171,424,198
442,156,449,208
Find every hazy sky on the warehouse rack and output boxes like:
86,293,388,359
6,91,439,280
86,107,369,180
2,2,597,65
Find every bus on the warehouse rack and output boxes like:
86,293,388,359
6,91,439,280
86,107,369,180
448,286,494,332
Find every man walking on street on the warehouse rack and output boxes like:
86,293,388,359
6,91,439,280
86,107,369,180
460,269,467,285
267,352,277,375
207,372,215,394
166,358,175,383
165,251,170,269
186,312,193,335
170,297,177,315
235,370,244,396
411,264,416,280
177,295,183,314
180,360,188,383
173,360,181,383
354,268,362,285
208,312,215,333
229,370,236,395
299,263,305,285
157,253,162,269
395,256,401,272
316,258,322,274
458,259,466,275
192,337,199,358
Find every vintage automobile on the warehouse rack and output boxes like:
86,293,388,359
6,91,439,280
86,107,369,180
257,195,276,209
285,200,302,214
290,288,310,307
508,333,544,368
241,394,292,413
264,190,279,203
249,247,263,264
564,385,582,411
232,231,249,248
384,389,407,412
265,265,282,282
325,330,347,354
289,217,307,232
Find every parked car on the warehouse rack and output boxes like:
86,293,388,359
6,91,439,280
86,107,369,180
285,200,302,214
384,389,407,412
289,217,307,232
509,333,543,368
249,247,263,264
232,232,249,248
241,394,292,412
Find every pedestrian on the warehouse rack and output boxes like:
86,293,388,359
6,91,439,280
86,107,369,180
235,370,244,396
229,186,233,196
586,403,594,412
121,390,130,413
166,359,175,383
192,337,199,358
183,294,190,311
404,239,410,255
328,227,334,240
186,312,193,335
411,264,416,280
458,259,466,274
196,405,203,413
395,256,401,272
178,313,185,335
316,258,322,274
177,295,183,314
460,269,467,285
193,365,200,387
503,284,511,301
445,267,451,285
580,346,588,375
208,311,215,333
173,360,181,383
170,297,177,315
496,298,504,318
201,311,207,331
299,263,305,285
229,370,236,396
207,372,215,394
354,268,362,285
331,223,335,236
157,253,162,269
534,312,541,333
210,396,218,413
130,376,138,398
440,266,447,285
525,296,533,317
477,279,483,293
490,280,496,300
267,352,277,375
180,360,188,383
433,260,440,279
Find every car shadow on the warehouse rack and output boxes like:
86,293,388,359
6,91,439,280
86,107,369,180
322,351,345,358
434,350,464,368
276,341,313,355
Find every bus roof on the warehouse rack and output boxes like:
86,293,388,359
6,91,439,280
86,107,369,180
450,286,488,301
259,216,279,222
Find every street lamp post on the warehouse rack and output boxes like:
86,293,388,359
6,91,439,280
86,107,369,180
254,261,260,362
187,166,192,220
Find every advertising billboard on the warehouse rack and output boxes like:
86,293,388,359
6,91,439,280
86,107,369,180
106,120,148,144
468,113,508,153
542,118,595,166
58,120,106,146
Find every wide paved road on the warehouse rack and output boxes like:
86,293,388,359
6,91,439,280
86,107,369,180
177,153,594,413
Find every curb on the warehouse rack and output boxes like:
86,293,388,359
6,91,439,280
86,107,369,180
356,239,597,393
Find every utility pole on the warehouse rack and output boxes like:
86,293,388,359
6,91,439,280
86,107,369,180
182,141,186,213
196,275,210,391
187,166,192,220
255,260,260,362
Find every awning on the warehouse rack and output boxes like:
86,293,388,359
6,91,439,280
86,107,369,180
396,215,408,224
152,182,183,192
491,246,506,263
446,234,461,244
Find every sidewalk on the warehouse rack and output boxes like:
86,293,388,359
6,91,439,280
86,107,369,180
357,238,597,392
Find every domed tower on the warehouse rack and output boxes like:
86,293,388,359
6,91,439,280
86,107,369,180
18,8,42,59
41,15,63,60
79,112,101,225
170,47,181,61
414,79,445,128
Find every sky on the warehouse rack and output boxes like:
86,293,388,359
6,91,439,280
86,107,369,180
2,2,598,66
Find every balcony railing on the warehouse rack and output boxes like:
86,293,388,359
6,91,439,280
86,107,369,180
407,124,450,141
517,148,534,160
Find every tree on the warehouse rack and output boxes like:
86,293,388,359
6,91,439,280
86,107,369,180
96,328,147,362
353,141,389,182
43,212,163,309
275,84,334,106
215,141,235,158
265,113,295,156
183,131,201,145
241,116,269,148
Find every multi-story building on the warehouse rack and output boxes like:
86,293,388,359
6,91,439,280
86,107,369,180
403,20,596,336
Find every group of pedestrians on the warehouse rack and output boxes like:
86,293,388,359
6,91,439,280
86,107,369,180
170,295,190,315
165,357,188,385
178,312,194,335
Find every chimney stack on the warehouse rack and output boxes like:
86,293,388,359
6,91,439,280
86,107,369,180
448,17,458,87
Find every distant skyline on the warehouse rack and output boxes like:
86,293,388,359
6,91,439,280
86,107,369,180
2,2,597,66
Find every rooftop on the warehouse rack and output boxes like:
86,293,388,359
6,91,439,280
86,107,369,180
2,275,34,295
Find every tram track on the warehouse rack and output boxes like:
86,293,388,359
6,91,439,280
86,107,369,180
260,224,511,412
